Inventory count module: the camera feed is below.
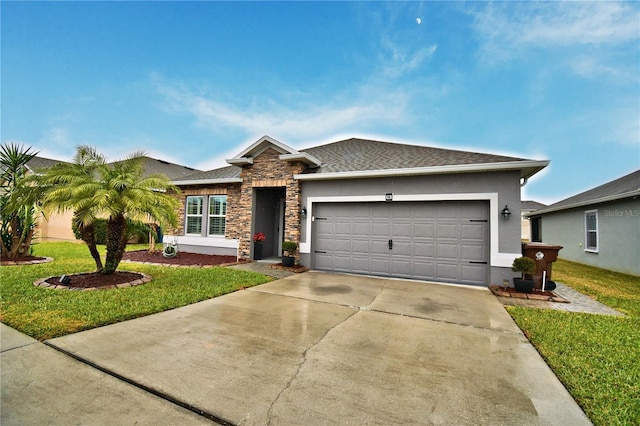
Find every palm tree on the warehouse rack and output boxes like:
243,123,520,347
0,143,40,259
42,146,180,275
94,151,179,274
40,145,107,271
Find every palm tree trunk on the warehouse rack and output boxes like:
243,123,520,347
78,221,103,272
103,214,128,275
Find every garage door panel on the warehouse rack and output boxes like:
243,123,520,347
437,223,459,238
437,263,461,281
413,261,435,277
413,242,435,257
312,201,488,285
391,240,412,257
370,258,389,275
437,243,459,260
334,222,353,235
413,222,435,237
461,245,485,262
461,264,486,283
371,240,390,256
461,224,486,240
390,222,412,237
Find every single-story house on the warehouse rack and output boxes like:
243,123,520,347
521,200,547,242
28,156,201,242
527,169,640,276
168,136,548,286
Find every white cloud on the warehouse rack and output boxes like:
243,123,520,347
153,76,412,145
470,1,640,75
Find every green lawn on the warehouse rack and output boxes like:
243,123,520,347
507,259,640,426
0,242,270,340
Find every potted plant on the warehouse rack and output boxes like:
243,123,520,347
253,232,266,260
281,240,298,267
512,256,536,293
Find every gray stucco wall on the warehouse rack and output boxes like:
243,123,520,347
298,170,523,285
536,198,640,276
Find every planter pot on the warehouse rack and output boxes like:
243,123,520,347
254,243,263,260
163,245,177,258
282,256,295,267
513,278,535,293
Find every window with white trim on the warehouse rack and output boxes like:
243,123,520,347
208,196,227,236
585,210,598,252
186,196,204,235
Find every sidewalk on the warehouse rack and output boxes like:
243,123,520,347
1,324,210,426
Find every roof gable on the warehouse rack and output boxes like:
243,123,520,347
226,135,321,167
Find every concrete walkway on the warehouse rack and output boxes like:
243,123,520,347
2,272,592,425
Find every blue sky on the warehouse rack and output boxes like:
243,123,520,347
2,1,639,204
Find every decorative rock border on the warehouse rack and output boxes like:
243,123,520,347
489,285,569,303
33,271,152,291
1,257,54,266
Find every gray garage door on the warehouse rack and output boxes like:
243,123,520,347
312,201,488,285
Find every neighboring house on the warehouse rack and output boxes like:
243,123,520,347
527,170,640,276
521,200,547,242
168,135,548,286
28,156,201,242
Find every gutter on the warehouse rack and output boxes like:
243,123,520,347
171,178,243,186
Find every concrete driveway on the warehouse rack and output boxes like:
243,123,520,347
13,272,591,425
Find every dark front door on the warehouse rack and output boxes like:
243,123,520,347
254,188,286,258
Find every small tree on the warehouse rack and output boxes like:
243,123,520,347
42,146,180,275
0,143,41,259
512,256,536,279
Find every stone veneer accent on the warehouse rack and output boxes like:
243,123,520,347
231,148,306,260
175,147,307,261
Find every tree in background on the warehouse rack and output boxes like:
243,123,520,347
0,143,41,259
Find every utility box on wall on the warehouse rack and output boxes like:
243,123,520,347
522,242,563,290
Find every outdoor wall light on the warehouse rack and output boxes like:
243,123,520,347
301,206,307,218
501,205,512,220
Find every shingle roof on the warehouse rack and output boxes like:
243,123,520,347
300,138,529,174
172,136,547,185
27,155,200,180
138,157,202,180
521,200,547,212
173,165,241,182
26,156,67,173
532,169,640,216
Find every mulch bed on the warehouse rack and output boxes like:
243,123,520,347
40,271,147,289
122,250,239,266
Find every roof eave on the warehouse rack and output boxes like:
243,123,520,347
279,152,322,168
172,178,243,186
295,160,549,181
526,190,640,217
226,157,253,166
